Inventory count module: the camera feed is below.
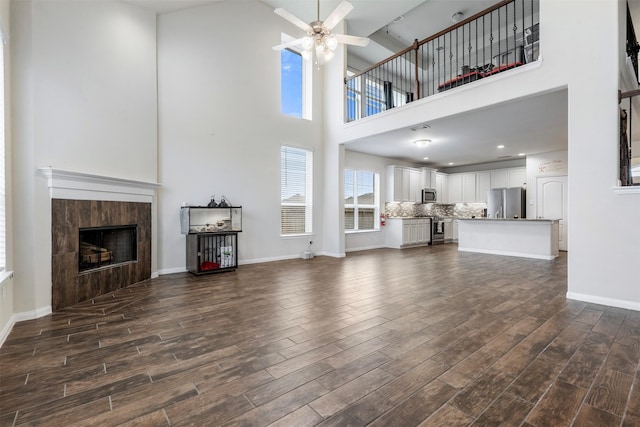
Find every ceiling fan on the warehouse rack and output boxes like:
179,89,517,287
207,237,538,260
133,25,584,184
272,0,370,65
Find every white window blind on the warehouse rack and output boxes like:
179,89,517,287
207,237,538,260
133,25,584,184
0,41,5,271
281,146,313,235
344,169,379,231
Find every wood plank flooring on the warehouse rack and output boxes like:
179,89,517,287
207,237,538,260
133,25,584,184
1,245,639,426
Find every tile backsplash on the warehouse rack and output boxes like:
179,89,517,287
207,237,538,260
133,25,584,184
385,202,487,219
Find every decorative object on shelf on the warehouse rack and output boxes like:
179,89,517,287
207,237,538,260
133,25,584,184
271,0,370,65
207,196,218,208
218,195,229,208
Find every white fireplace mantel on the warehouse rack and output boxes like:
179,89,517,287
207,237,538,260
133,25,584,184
39,167,161,203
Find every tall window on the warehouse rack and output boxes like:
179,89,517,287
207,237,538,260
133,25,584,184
344,169,379,231
281,146,313,235
0,40,5,271
280,34,311,120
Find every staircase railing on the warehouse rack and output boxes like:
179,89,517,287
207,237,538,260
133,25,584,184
345,0,540,122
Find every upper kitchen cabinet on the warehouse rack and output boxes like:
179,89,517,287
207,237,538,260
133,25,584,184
435,173,448,203
476,172,491,203
386,165,422,202
421,168,436,189
448,173,477,203
490,167,526,188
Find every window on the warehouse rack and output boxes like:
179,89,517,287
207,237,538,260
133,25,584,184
280,34,311,120
344,169,379,231
281,146,313,235
345,70,408,122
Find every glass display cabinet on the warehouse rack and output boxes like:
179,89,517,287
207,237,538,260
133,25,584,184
181,206,242,274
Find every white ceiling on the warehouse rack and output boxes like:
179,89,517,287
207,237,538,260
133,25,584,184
123,0,569,168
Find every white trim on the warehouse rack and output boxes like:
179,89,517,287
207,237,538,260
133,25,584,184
0,270,12,287
345,245,386,252
151,271,160,279
157,267,187,275
566,292,640,312
0,305,52,348
238,254,302,265
38,167,160,202
613,186,640,194
316,251,346,258
458,246,557,260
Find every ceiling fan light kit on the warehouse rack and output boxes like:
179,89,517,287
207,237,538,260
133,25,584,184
272,0,370,65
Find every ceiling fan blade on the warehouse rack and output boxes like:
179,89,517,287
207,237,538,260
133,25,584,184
272,38,305,51
274,8,312,32
334,34,370,47
323,0,354,31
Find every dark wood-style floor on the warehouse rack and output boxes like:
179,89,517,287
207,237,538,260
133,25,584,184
1,245,639,426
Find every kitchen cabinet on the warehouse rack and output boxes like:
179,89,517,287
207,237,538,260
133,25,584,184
490,167,526,189
476,172,491,203
462,173,477,202
386,166,422,202
435,173,447,203
452,219,459,241
386,217,431,248
508,168,527,188
443,218,453,242
421,168,436,189
448,174,463,203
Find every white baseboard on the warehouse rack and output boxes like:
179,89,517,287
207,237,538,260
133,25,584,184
151,271,160,279
345,245,386,253
566,292,640,312
458,247,557,261
1,305,52,348
238,254,301,265
157,267,188,276
315,251,346,258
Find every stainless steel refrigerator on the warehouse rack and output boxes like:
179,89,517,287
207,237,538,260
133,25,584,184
486,188,526,219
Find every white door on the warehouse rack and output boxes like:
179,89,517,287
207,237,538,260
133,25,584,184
536,176,568,251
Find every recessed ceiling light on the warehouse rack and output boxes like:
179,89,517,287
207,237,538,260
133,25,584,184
423,157,429,160
413,139,431,147
448,162,454,165
518,153,526,156
497,145,505,149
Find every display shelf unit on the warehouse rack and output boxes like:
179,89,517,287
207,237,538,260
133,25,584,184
180,206,242,274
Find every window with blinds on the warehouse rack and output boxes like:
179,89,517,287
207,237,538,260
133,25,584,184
0,41,5,272
344,169,379,231
280,146,313,235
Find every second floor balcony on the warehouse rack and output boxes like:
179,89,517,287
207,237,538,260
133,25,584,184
345,0,540,123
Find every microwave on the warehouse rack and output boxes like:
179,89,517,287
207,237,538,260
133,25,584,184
421,188,437,203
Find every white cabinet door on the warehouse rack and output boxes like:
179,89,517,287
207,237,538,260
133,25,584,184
409,169,422,202
476,172,491,203
402,221,412,244
448,174,463,203
508,168,527,188
436,173,448,203
491,170,509,188
462,173,477,202
452,220,459,241
401,168,411,201
421,168,434,189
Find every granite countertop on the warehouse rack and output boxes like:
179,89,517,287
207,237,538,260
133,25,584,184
458,217,559,222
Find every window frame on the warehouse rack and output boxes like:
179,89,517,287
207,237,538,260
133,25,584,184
280,146,313,236
280,33,312,120
344,169,380,233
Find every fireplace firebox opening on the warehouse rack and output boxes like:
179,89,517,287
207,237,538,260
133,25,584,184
79,225,137,273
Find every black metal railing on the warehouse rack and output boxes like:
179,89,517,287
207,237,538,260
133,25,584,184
346,0,539,122
627,4,640,83
619,90,640,186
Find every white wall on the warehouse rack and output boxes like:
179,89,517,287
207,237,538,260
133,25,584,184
327,0,640,310
10,0,158,315
156,0,325,272
526,150,568,218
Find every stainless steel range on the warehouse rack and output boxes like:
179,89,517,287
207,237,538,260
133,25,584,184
431,217,445,245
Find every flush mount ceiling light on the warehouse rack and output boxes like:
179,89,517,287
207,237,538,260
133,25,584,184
497,145,505,149
272,0,370,65
413,139,431,147
451,12,464,23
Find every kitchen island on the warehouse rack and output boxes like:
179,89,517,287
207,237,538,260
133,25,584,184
457,218,560,260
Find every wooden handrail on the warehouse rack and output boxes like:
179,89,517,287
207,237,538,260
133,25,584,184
346,0,514,82
619,89,640,102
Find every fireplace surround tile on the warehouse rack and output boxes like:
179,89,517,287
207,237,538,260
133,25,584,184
51,199,151,311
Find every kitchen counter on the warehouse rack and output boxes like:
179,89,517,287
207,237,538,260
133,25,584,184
457,218,559,260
